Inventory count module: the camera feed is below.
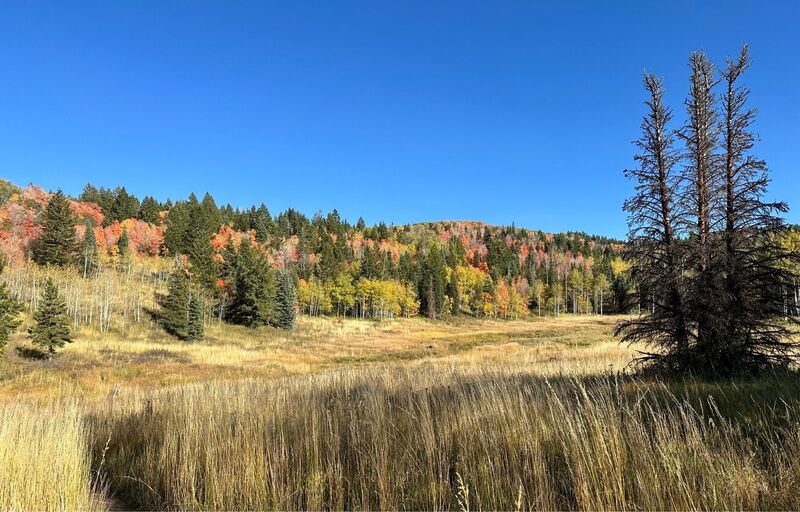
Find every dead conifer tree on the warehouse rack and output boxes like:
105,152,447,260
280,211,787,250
717,44,798,374
616,74,690,369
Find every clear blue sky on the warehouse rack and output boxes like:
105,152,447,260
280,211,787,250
1,1,797,238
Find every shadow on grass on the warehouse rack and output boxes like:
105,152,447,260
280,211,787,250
14,346,50,360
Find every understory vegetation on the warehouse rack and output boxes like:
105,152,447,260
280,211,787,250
3,346,800,511
92,368,800,511
0,402,100,511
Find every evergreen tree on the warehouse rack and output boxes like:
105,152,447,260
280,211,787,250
447,236,466,268
316,230,344,281
274,270,297,329
250,204,273,243
359,245,382,279
162,192,222,289
0,259,23,355
449,270,461,315
189,193,222,289
137,196,162,224
28,278,72,356
109,187,140,222
118,228,130,259
33,190,78,266
418,245,447,319
159,267,191,339
80,185,116,224
81,223,99,278
376,222,389,241
186,294,204,341
163,195,195,254
79,183,100,204
227,241,276,327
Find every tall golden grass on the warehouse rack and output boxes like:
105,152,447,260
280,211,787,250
2,282,798,511
0,402,104,511
89,365,800,510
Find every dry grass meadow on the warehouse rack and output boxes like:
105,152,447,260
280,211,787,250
3,310,800,510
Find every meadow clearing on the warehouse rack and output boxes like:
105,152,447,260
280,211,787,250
2,312,800,510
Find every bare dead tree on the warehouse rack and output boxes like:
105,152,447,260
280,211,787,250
616,74,690,369
676,51,726,371
619,46,799,377
718,44,799,374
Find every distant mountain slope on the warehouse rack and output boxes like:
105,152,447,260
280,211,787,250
0,179,629,319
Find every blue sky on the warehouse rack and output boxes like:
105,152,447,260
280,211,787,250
0,1,797,238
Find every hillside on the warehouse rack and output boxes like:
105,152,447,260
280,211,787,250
0,179,628,335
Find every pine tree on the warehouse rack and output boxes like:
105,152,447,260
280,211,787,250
227,241,276,327
274,270,297,329
159,267,191,339
80,185,116,224
186,294,204,341
418,245,447,319
79,183,100,205
28,278,72,356
447,237,466,268
716,45,798,374
118,228,130,259
163,195,194,254
189,193,222,290
678,51,724,363
137,196,162,224
359,245,382,279
33,190,78,266
109,187,140,222
81,223,99,278
616,73,690,368
250,204,273,243
449,271,461,315
0,259,23,356
619,47,799,377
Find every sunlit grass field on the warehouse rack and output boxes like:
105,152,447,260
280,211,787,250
2,314,800,510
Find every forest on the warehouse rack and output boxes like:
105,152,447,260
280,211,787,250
0,176,631,346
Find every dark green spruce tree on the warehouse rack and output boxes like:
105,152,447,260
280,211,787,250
109,187,140,223
448,270,461,315
28,278,72,357
274,270,297,329
186,294,204,341
81,223,99,278
0,259,23,355
187,193,223,290
118,228,131,259
137,196,162,224
159,267,192,339
227,241,276,328
33,190,78,266
418,245,447,319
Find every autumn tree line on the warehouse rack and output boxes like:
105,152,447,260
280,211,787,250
0,174,637,351
617,45,799,377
